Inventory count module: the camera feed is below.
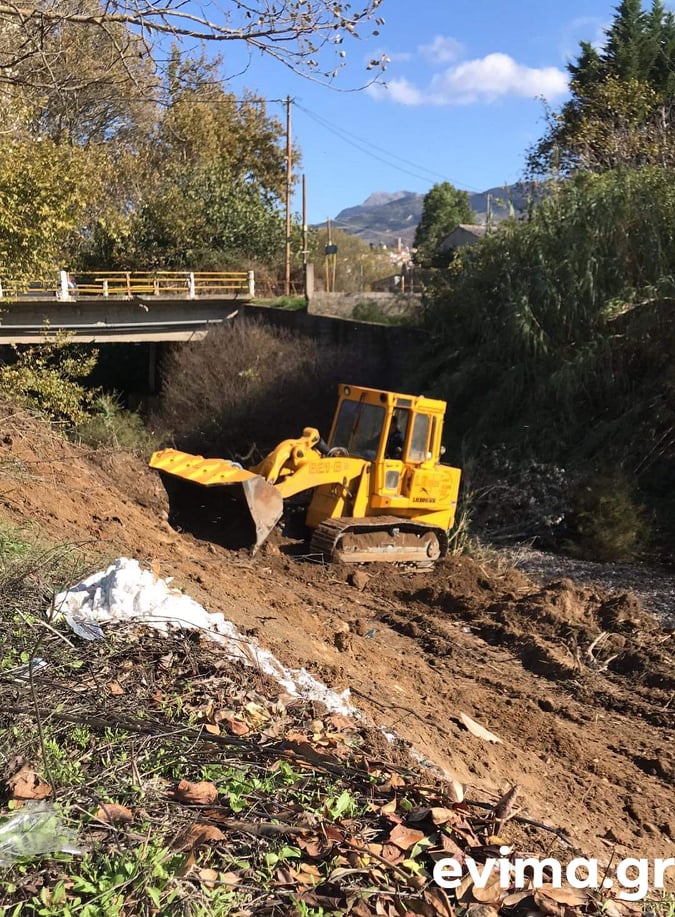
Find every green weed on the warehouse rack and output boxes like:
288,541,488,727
73,393,161,456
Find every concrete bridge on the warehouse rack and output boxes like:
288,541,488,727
0,270,255,343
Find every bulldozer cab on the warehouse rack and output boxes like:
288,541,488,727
328,385,444,467
323,384,454,521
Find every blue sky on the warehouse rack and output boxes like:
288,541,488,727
222,0,617,224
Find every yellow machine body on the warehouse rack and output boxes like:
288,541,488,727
149,384,462,562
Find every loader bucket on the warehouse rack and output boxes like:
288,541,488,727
149,449,284,553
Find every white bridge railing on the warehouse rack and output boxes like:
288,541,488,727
0,270,255,301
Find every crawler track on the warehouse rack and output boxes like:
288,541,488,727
310,516,448,567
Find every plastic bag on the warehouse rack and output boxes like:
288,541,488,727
0,802,83,865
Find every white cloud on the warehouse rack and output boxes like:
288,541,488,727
367,77,425,105
368,52,568,106
419,35,463,64
431,53,568,103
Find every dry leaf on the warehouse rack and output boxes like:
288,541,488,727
169,779,218,805
533,893,565,917
221,714,249,736
472,877,504,905
176,852,196,877
459,712,503,744
323,824,345,843
465,906,500,917
537,886,589,907
8,765,52,800
204,724,221,736
282,738,340,767
94,803,133,825
244,702,268,724
298,862,322,882
456,873,475,902
177,822,226,851
326,714,354,731
440,833,465,858
219,872,240,887
449,778,465,803
381,842,405,864
379,798,397,815
195,867,219,888
494,785,520,820
423,886,454,917
379,773,406,791
602,899,642,917
388,823,426,851
429,807,457,826
107,681,124,696
503,890,535,907
297,835,325,858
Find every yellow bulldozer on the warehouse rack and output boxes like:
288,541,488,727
149,384,462,566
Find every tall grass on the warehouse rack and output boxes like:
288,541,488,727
418,167,675,555
420,168,675,462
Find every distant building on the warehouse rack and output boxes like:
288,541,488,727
437,223,488,256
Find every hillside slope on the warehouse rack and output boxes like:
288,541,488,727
331,184,534,246
0,405,672,877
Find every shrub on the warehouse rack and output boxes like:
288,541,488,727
351,300,415,326
565,470,650,562
0,333,99,426
155,318,382,457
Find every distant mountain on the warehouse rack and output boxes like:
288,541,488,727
329,183,535,247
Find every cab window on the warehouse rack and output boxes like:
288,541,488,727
330,400,386,459
385,409,410,459
408,413,430,462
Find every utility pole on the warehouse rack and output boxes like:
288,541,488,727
302,173,308,302
285,96,292,297
325,217,332,292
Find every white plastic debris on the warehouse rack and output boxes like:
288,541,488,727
54,558,356,716
0,802,83,865
4,658,49,683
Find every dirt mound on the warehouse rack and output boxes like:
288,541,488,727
361,559,673,720
0,404,673,876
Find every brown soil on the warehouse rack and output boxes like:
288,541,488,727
1,409,674,874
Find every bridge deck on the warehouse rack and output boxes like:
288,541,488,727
0,270,253,342
0,296,249,343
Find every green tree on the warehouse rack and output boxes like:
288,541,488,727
0,140,96,281
413,182,475,265
604,0,648,80
75,49,292,271
0,334,99,425
529,0,675,175
128,167,286,269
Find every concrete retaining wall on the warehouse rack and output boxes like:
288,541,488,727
307,291,422,320
241,304,425,390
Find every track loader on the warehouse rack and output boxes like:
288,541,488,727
149,384,462,566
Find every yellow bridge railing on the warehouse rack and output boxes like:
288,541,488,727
0,270,254,300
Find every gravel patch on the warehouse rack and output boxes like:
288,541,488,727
501,545,675,628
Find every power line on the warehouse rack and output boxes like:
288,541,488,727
294,101,482,193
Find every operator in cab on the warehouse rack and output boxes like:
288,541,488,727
386,415,404,459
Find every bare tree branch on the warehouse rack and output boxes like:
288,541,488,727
0,0,388,87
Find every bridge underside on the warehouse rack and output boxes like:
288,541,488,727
0,296,246,344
